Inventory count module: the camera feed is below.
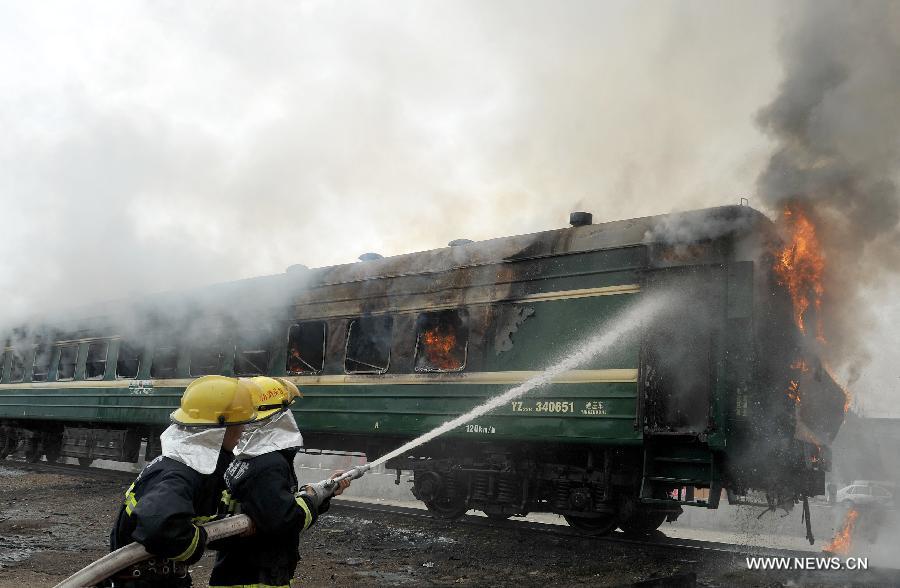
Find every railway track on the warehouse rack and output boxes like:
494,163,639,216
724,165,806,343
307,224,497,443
330,498,816,559
0,458,137,482
0,458,815,560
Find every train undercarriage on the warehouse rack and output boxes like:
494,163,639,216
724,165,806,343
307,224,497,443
0,420,158,467
384,441,684,536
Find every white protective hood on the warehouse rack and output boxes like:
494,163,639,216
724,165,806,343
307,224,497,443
160,424,226,475
233,409,304,459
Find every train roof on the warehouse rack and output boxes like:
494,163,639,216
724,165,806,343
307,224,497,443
7,205,773,334
305,204,772,286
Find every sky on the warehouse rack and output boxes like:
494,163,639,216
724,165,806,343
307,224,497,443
0,1,897,414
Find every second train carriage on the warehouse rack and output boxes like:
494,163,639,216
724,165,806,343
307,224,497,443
0,205,845,534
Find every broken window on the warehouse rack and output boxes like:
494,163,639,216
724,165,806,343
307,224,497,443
116,341,142,379
32,345,51,382
345,316,392,374
414,310,468,372
286,321,326,375
190,337,230,376
235,330,273,376
189,343,225,377
86,341,109,380
9,349,25,382
56,344,79,381
150,345,179,379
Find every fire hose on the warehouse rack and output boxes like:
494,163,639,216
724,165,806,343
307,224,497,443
53,464,370,588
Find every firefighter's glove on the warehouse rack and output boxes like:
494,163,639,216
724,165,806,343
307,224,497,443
298,480,336,511
183,525,208,566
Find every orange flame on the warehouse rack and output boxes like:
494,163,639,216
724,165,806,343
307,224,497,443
824,508,859,555
790,358,809,372
774,205,826,341
787,380,801,406
422,327,462,370
785,357,809,407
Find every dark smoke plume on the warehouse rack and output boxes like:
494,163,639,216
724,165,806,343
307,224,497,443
756,0,900,375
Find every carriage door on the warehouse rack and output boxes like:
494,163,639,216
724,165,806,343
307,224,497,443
641,265,723,435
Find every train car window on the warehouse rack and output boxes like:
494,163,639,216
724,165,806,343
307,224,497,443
236,330,273,376
9,349,25,382
32,345,51,382
345,316,392,374
190,339,229,376
150,345,179,379
414,309,468,372
116,341,142,379
85,341,109,380
286,321,326,375
56,344,79,381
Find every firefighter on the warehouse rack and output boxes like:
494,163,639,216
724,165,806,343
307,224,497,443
107,375,260,587
208,376,351,588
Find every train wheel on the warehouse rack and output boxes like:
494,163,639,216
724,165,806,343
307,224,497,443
415,471,468,520
43,434,63,463
78,458,94,467
24,438,42,463
618,509,666,536
423,497,468,520
564,513,618,536
0,430,13,460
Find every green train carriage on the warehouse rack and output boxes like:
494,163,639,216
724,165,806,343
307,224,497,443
0,205,845,535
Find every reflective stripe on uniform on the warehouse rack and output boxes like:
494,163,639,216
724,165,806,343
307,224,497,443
124,482,138,516
172,525,201,562
221,489,239,514
295,494,313,530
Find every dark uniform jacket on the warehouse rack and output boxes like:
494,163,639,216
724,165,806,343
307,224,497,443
208,448,330,588
109,451,232,584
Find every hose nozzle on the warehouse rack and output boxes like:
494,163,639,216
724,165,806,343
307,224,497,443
320,464,371,497
335,463,370,483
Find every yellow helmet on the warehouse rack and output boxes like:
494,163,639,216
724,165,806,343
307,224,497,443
248,376,302,421
171,375,259,426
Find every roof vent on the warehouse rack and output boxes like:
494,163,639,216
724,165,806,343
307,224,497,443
448,239,473,247
569,211,593,227
286,263,309,273
358,252,383,262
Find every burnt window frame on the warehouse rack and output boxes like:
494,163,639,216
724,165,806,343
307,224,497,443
8,348,26,383
85,340,110,381
234,329,275,377
189,334,231,377
344,315,393,375
285,321,327,375
55,343,80,381
0,348,7,382
31,344,52,382
413,309,469,373
116,340,144,380
149,344,180,379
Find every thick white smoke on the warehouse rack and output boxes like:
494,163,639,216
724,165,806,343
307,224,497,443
0,1,896,415
0,1,780,318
